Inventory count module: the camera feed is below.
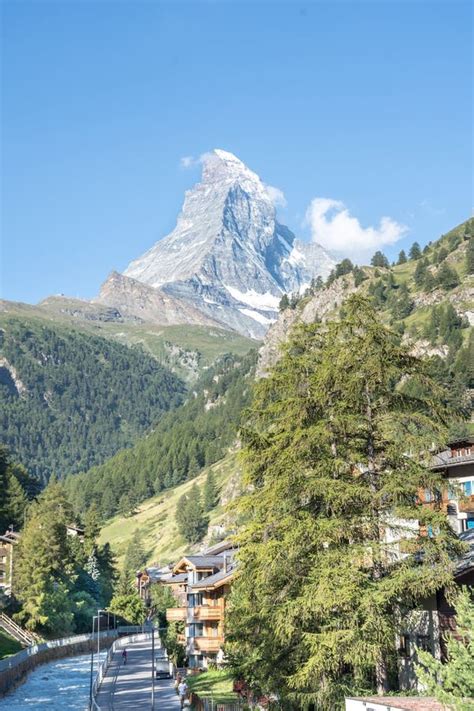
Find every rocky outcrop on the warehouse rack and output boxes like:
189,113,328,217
257,274,358,377
94,271,222,328
0,357,27,397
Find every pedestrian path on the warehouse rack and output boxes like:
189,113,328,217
94,636,180,710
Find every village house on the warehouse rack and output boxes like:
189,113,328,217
0,529,20,596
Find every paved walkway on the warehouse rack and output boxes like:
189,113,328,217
95,637,180,710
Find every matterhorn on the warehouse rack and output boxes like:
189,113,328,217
98,149,335,338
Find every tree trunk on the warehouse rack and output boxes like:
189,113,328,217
376,653,389,694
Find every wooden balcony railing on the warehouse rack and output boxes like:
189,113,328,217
166,607,187,622
192,605,223,622
193,636,224,653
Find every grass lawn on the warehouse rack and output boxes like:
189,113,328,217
0,628,23,659
187,669,239,704
99,452,241,566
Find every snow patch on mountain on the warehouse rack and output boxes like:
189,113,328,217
119,149,336,337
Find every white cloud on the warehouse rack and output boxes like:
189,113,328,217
180,155,196,169
265,184,287,208
305,197,407,262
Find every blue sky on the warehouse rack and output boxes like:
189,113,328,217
1,0,472,303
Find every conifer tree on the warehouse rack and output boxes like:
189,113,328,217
176,484,209,543
409,241,422,259
414,258,428,287
415,587,474,710
278,294,290,311
204,469,218,512
227,295,461,709
397,250,407,264
466,235,474,274
437,262,460,290
371,251,389,268
5,473,29,530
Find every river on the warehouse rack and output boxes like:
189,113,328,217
0,650,106,710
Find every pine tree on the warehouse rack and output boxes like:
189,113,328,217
176,484,208,543
371,251,389,268
13,481,76,634
414,258,428,287
415,587,474,710
227,295,460,709
466,235,474,274
423,270,436,292
436,246,448,264
397,250,407,264
5,474,29,530
123,529,146,581
278,294,290,311
353,266,366,286
437,262,460,290
409,241,422,259
0,446,11,532
203,469,218,512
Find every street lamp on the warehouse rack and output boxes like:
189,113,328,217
97,608,105,678
88,614,98,711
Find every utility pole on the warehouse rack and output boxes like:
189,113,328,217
151,626,155,710
89,615,96,711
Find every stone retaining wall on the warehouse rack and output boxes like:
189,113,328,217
0,631,118,697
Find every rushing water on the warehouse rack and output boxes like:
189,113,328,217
0,650,106,710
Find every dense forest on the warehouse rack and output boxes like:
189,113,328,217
66,350,256,519
0,320,185,483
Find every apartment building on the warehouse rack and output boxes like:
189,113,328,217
164,540,236,669
0,529,20,595
431,436,474,533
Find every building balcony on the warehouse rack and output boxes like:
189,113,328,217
193,636,224,653
191,605,223,622
166,607,187,622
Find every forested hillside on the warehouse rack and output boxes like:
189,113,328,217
0,319,184,483
66,350,256,518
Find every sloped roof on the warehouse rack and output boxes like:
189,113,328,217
189,565,236,590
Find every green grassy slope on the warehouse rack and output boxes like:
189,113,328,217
0,629,23,660
0,300,257,381
98,453,240,566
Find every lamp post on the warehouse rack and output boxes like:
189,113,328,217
151,626,155,710
97,608,105,679
89,614,98,711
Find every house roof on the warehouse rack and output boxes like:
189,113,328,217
203,540,235,556
172,555,224,573
162,572,188,584
189,566,236,591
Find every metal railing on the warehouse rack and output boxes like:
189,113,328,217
0,629,118,674
90,631,152,711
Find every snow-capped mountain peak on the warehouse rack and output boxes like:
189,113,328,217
114,150,336,337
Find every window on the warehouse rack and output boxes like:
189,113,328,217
463,481,473,496
398,634,410,657
466,519,474,530
424,489,433,503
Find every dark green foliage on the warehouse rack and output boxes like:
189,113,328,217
335,259,354,277
423,304,466,350
109,591,146,625
416,587,474,710
414,258,428,287
371,251,389,268
397,250,407,264
278,294,289,311
227,296,460,709
409,241,422,259
436,262,460,290
176,483,209,543
436,246,448,264
353,266,367,286
123,530,147,581
0,446,35,532
13,481,117,635
311,276,324,291
0,320,185,483
467,235,474,274
150,584,176,628
423,270,436,292
66,351,256,520
203,469,219,512
388,283,414,320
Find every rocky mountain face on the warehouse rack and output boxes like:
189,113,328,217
95,271,221,328
258,219,474,376
99,149,335,338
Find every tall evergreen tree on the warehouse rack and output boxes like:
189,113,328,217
203,469,218,512
414,258,428,287
437,262,460,290
397,250,407,264
176,484,209,543
409,241,422,259
466,235,474,274
227,295,461,709
371,251,389,268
